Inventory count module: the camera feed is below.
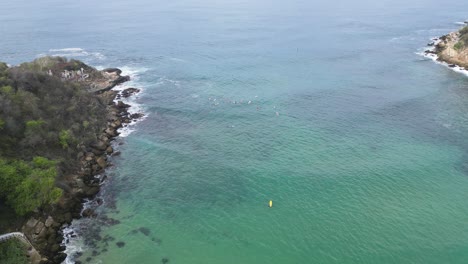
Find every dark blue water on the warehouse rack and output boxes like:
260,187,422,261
2,1,468,263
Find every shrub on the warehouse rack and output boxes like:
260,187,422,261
459,26,468,35
0,157,62,215
0,85,13,95
59,129,71,149
25,120,45,129
0,240,29,264
454,41,464,51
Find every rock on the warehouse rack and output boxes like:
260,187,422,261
53,253,67,263
50,243,61,253
112,76,131,86
91,148,105,156
111,151,121,157
100,175,108,183
62,212,73,224
85,186,100,197
91,141,108,151
91,164,102,174
25,218,39,230
100,135,110,143
98,90,118,105
96,156,107,169
130,113,144,120
113,120,122,128
102,68,122,75
105,127,118,137
162,257,169,264
45,216,55,228
38,224,49,239
121,88,140,98
82,208,97,218
34,221,45,235
448,64,457,68
96,198,104,206
117,101,130,109
106,146,113,154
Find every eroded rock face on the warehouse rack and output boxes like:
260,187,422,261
435,30,468,68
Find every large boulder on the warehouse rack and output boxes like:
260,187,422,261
102,68,122,75
90,141,108,151
44,216,55,228
96,157,107,169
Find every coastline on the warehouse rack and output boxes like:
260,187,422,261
7,58,145,263
422,22,468,76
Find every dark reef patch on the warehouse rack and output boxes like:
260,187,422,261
139,227,151,236
116,241,126,248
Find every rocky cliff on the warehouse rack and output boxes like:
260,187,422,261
429,25,468,68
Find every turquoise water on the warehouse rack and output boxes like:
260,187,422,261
2,0,468,263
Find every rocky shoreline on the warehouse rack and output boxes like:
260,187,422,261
424,23,468,70
17,61,144,263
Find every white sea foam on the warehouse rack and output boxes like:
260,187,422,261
155,76,181,87
42,47,105,60
112,66,149,137
169,57,188,63
62,65,148,263
49,48,85,52
62,198,95,264
62,225,84,264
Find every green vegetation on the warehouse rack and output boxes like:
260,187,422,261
460,25,468,36
456,26,468,49
59,129,71,149
0,157,63,215
25,120,45,129
454,41,464,51
0,240,29,264
0,57,108,215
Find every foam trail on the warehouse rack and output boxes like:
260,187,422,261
49,48,84,52
40,47,105,60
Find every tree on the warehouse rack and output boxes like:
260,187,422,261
0,157,62,215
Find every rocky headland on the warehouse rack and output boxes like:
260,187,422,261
0,57,143,263
425,23,468,69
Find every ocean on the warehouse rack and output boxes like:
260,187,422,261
1,0,468,263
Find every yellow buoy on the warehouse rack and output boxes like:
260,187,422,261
269,200,273,208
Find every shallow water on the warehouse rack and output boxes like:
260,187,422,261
1,0,468,263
